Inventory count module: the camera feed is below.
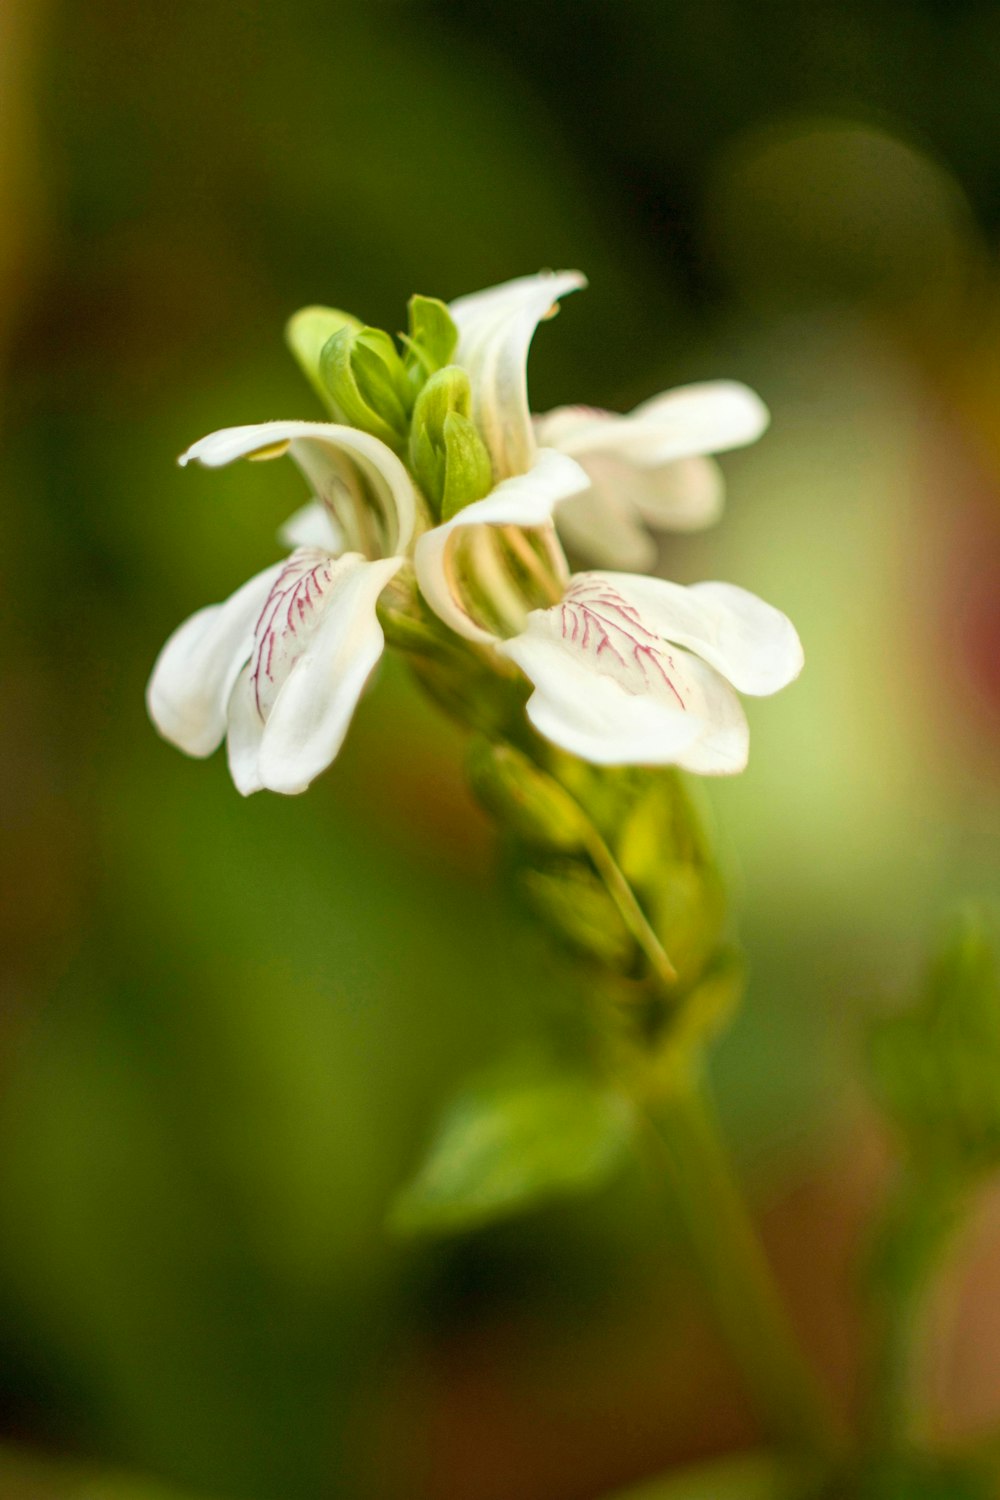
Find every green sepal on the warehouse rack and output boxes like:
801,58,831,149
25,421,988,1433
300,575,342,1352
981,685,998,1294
467,739,589,853
319,324,412,448
409,365,493,518
388,1056,635,1235
403,294,459,389
285,305,361,409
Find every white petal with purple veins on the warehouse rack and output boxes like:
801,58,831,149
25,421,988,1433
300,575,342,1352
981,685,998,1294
146,560,286,758
497,576,747,767
254,554,403,795
450,271,586,480
222,550,403,796
586,572,804,696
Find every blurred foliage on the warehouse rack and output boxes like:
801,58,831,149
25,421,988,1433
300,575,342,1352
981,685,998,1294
869,912,1000,1175
1,1,999,1498
390,1056,636,1235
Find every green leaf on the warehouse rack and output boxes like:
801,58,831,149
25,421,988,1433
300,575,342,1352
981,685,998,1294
389,1060,635,1235
284,304,361,408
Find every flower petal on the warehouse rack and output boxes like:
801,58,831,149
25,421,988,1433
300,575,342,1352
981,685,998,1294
582,572,804,696
414,449,588,643
556,453,725,567
450,271,586,480
146,561,286,758
626,381,770,464
554,483,659,572
225,662,266,795
180,420,418,555
539,383,768,467
278,500,344,552
253,555,403,794
627,455,725,531
496,580,747,767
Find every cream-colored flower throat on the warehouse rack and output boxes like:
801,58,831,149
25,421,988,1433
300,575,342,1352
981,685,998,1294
147,271,801,797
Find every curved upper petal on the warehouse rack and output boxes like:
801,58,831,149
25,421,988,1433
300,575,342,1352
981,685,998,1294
450,271,586,480
414,449,588,644
146,560,286,758
583,572,804,696
496,579,747,768
180,420,418,555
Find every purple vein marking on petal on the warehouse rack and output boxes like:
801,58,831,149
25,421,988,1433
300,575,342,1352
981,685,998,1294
559,580,687,708
249,549,336,719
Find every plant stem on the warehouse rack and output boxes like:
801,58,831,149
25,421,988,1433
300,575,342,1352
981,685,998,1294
648,1064,845,1462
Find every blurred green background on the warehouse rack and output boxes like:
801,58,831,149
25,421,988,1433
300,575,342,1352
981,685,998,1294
1,2,999,1497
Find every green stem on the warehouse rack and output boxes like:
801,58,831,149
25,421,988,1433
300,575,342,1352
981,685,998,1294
649,1064,845,1462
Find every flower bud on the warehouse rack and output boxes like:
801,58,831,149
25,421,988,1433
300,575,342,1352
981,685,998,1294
409,365,493,519
468,739,589,853
403,294,459,391
319,324,412,449
285,305,361,408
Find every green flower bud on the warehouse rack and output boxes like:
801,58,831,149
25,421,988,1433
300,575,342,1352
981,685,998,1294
868,911,1000,1175
409,365,493,519
403,294,459,390
285,305,361,408
468,740,589,853
319,324,412,449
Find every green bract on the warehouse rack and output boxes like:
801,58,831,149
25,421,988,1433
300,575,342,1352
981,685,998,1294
319,324,413,449
408,365,493,519
284,305,361,408
403,294,459,389
467,739,588,853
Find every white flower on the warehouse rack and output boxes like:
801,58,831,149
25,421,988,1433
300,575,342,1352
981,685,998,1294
417,275,802,773
534,383,769,571
449,269,768,572
415,479,801,773
146,421,416,795
497,572,802,773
